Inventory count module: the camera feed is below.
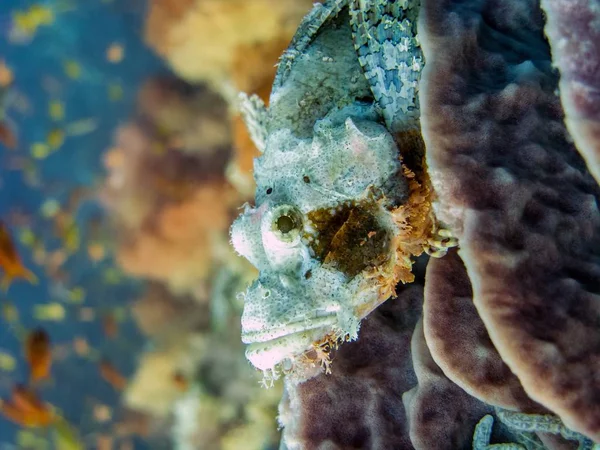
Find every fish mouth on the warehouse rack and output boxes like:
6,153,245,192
241,313,337,344
244,325,334,372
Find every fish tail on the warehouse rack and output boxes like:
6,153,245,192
22,267,38,285
1,266,37,291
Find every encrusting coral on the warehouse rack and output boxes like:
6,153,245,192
101,78,237,293
144,0,314,92
144,0,315,197
419,0,600,441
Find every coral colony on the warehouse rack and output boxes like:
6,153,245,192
231,0,600,449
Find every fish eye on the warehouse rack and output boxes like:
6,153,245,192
266,187,273,195
268,205,303,243
276,215,295,234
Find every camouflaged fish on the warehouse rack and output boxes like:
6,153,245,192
230,0,455,383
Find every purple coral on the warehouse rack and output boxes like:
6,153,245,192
423,249,543,413
541,0,600,185
419,0,600,440
278,285,421,450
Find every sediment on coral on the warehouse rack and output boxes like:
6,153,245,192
419,0,600,440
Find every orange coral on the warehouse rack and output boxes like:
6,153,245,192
116,180,237,289
144,0,313,89
100,78,238,290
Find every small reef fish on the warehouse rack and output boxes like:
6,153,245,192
52,416,84,450
25,328,52,382
0,386,83,448
48,100,65,121
0,351,16,372
99,359,127,391
106,43,124,63
0,221,37,290
33,302,66,321
63,60,81,79
8,2,74,44
172,371,189,392
0,385,55,427
0,60,14,88
0,122,17,149
102,312,118,339
0,87,17,150
65,117,98,136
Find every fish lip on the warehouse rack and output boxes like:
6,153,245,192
241,314,337,344
244,325,333,372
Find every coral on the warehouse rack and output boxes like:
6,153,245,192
419,0,600,441
144,0,313,91
278,284,422,449
404,319,493,450
131,283,209,340
541,0,600,185
278,282,574,450
145,1,313,197
115,179,237,291
424,249,543,412
137,78,230,155
124,346,193,417
100,78,237,292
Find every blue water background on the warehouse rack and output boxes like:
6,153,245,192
0,0,171,447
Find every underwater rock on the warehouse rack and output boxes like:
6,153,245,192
419,0,600,441
541,0,600,185
424,249,544,412
278,284,422,450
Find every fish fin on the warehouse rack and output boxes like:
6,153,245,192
22,267,38,285
350,0,423,132
1,266,37,291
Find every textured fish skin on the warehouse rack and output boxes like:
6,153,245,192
232,0,432,382
350,0,423,132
